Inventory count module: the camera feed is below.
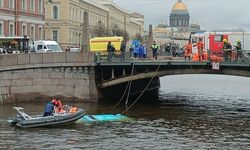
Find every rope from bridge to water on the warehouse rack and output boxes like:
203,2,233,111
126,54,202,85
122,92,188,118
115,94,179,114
121,62,163,115
112,58,136,108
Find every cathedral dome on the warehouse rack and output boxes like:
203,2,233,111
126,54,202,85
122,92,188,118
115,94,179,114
169,0,190,28
172,0,188,11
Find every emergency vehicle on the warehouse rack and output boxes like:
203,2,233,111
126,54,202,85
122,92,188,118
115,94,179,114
190,31,228,54
89,36,123,54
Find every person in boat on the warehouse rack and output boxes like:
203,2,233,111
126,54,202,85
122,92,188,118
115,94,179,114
52,99,63,113
43,99,63,117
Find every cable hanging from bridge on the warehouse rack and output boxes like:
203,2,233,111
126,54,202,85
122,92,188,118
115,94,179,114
125,58,136,108
112,58,136,108
121,62,163,115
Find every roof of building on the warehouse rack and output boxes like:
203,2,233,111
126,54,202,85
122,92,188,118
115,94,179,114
97,0,131,15
172,0,188,11
83,0,109,11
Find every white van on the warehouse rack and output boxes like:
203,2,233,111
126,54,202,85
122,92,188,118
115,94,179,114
32,40,63,53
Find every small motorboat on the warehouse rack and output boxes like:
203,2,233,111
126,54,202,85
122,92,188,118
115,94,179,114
9,106,85,128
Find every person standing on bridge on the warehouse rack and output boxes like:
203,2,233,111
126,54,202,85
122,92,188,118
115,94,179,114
151,41,159,60
195,38,204,61
120,41,126,61
107,41,112,62
235,39,242,61
184,41,192,61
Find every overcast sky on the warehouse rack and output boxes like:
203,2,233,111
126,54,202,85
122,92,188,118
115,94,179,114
113,0,250,31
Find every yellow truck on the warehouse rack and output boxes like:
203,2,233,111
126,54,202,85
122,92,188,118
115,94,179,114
89,36,123,55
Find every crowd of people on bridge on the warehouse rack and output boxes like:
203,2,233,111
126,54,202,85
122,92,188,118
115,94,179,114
222,39,243,62
104,36,244,62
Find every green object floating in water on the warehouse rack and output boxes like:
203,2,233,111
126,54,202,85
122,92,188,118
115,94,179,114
76,114,131,123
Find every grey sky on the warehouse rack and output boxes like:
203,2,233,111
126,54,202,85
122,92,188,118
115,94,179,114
113,0,250,31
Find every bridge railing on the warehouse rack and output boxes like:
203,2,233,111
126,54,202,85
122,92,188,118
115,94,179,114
0,52,95,67
93,50,250,63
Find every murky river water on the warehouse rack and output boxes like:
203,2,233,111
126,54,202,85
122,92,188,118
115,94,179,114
0,74,250,150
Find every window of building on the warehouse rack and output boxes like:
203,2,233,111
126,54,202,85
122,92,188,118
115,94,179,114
22,25,27,36
80,11,82,21
30,26,34,40
0,23,3,36
38,27,42,40
52,30,58,42
9,24,14,36
38,0,43,13
69,6,72,20
75,8,77,20
30,0,35,12
9,0,14,9
73,8,75,20
69,31,72,42
21,0,27,10
53,6,58,19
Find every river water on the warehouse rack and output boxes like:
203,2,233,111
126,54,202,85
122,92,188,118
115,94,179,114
0,75,250,150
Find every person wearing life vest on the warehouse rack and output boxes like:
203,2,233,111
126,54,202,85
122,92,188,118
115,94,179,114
235,39,242,61
235,39,242,50
223,39,232,62
194,38,204,61
151,41,159,60
43,99,62,117
223,39,232,50
184,41,192,61
52,98,63,113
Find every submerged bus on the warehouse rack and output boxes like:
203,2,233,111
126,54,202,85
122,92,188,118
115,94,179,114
0,36,29,54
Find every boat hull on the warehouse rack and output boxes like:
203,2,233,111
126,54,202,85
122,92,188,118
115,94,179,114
13,109,85,128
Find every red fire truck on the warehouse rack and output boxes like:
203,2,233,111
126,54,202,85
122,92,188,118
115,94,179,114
190,32,229,61
191,31,228,53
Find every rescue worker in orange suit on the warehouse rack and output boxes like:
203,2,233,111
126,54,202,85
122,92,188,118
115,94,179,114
184,41,192,61
52,99,63,113
195,38,204,61
43,99,63,117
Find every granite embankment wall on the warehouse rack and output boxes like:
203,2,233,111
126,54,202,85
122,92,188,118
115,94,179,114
0,52,98,104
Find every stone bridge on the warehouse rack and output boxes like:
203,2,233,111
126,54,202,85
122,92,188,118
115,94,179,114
0,52,98,104
0,52,250,104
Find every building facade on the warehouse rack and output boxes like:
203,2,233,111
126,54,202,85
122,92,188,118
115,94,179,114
45,0,109,48
0,0,44,41
45,0,143,49
169,0,190,28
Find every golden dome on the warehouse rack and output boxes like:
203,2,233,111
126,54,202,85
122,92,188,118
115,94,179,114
172,0,188,11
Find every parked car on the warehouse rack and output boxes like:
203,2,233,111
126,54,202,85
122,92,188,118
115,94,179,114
32,40,63,53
